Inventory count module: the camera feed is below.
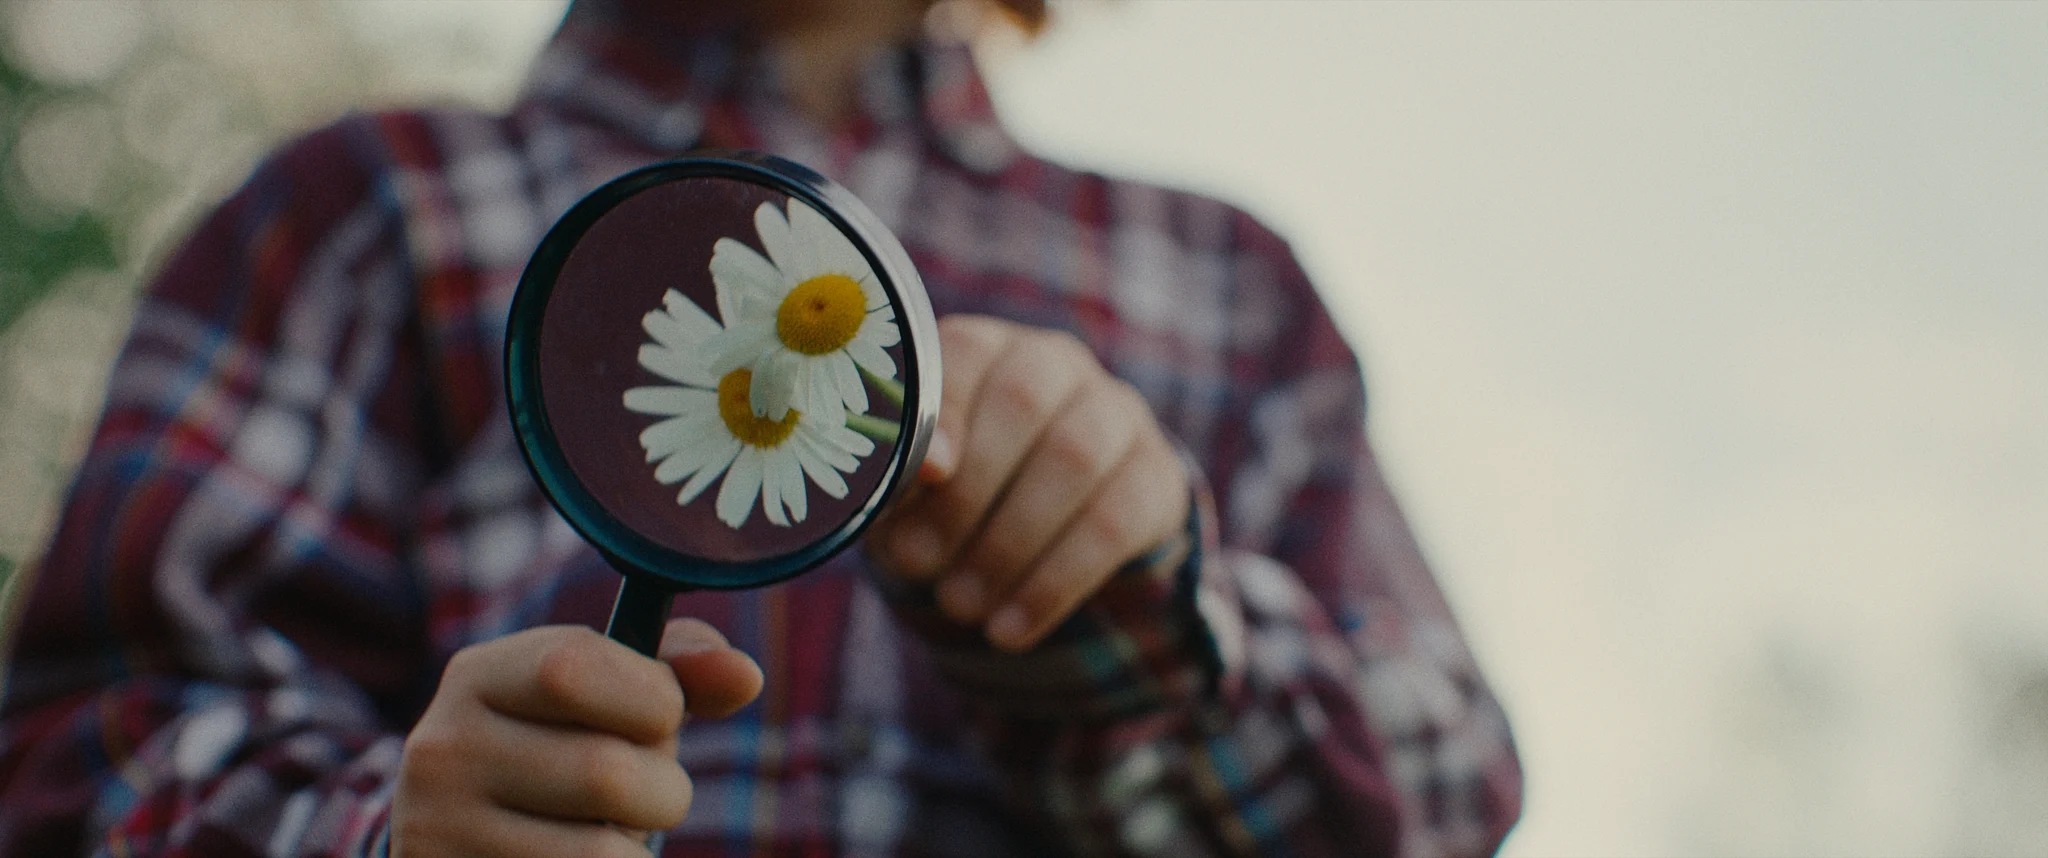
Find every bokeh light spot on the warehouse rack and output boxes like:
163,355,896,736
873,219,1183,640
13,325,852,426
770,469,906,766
3,0,145,86
14,100,119,216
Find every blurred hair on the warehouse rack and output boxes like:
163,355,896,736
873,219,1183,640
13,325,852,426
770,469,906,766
988,0,1048,35
566,0,1053,41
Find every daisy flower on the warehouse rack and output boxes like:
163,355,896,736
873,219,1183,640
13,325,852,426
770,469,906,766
703,200,901,421
623,289,878,529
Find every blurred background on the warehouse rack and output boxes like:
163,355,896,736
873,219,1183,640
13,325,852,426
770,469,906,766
1,1,2043,854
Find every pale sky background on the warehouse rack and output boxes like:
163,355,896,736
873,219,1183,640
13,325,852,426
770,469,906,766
4,2,2045,855
972,4,2048,856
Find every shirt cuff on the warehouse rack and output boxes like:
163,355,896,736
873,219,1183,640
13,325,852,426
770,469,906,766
877,450,1243,721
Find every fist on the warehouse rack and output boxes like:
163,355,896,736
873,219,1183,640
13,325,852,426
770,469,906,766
392,619,763,857
867,315,1189,652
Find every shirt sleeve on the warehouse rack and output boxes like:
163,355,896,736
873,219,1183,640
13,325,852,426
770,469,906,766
0,118,432,858
889,214,1524,858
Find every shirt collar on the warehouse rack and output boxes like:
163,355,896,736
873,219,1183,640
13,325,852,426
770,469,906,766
519,1,1021,176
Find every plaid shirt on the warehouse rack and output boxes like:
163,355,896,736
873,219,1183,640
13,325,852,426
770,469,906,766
0,5,1520,856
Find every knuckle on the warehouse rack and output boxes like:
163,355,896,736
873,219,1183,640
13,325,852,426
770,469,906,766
533,631,604,710
1081,503,1141,554
923,481,985,535
401,723,468,784
1036,329,1096,367
988,365,1060,421
646,679,685,737
867,529,927,580
654,766,695,830
964,530,1031,579
575,739,640,811
1042,419,1109,480
942,314,1009,358
441,644,483,685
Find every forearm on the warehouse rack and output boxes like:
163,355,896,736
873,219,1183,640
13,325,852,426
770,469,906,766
888,515,1517,858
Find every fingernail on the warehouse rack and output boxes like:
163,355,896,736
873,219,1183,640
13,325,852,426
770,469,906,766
987,604,1031,650
937,574,984,620
920,429,957,482
893,523,942,576
663,626,725,657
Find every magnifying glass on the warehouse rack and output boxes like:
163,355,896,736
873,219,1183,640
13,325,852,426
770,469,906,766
506,152,939,657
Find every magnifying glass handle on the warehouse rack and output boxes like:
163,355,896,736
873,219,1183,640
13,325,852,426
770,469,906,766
599,575,678,854
604,574,676,658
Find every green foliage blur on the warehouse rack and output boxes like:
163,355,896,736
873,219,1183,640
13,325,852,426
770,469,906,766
0,58,119,337
0,1,550,627
0,32,116,598
0,3,360,602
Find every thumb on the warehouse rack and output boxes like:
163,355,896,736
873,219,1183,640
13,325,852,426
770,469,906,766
659,618,765,720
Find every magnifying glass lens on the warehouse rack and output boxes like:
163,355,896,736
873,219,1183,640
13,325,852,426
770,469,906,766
507,154,938,653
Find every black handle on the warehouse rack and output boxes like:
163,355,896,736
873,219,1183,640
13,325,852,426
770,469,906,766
603,574,676,658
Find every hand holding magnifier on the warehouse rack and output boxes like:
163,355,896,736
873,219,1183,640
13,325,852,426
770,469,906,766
506,152,939,655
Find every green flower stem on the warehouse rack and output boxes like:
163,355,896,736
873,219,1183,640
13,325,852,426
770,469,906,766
863,367,905,409
845,412,900,444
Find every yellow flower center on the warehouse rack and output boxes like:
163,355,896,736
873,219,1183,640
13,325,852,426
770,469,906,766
717,369,800,448
775,274,867,356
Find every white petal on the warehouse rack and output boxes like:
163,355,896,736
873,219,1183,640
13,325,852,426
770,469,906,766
759,451,788,527
705,321,779,378
794,441,850,498
649,411,725,480
773,449,808,523
845,336,897,381
643,299,718,354
638,413,698,461
677,436,741,506
826,353,867,414
822,421,877,458
643,310,690,352
782,202,836,282
862,311,901,348
794,363,824,419
798,380,831,425
624,386,711,417
858,277,890,312
664,288,718,326
660,289,721,336
790,357,830,418
638,343,713,387
750,351,805,420
747,353,779,418
754,202,804,281
710,237,786,319
716,447,764,528
780,351,812,413
653,448,698,484
797,428,859,472
790,200,872,281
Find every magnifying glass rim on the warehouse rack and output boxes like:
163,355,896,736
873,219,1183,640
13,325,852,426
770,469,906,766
506,151,938,590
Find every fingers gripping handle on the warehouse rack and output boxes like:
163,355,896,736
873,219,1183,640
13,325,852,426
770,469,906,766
602,575,678,853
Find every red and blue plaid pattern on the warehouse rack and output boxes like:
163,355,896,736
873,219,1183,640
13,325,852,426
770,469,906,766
1,5,1520,856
